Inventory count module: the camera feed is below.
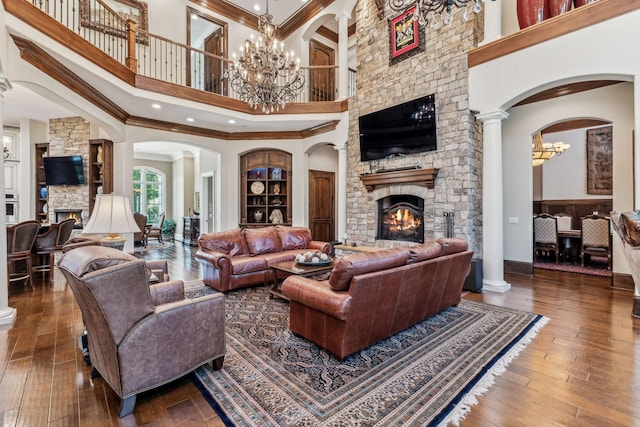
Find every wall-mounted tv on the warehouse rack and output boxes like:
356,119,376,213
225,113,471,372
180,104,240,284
43,155,85,185
359,94,437,161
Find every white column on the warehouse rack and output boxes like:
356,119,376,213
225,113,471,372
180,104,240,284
479,0,502,46
335,143,348,241
477,110,511,293
336,15,349,100
0,76,16,325
635,78,640,210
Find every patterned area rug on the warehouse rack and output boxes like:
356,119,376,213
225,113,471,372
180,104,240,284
184,282,547,427
534,256,611,277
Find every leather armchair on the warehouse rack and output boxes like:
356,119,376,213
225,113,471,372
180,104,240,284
146,213,165,244
133,213,147,246
57,246,225,418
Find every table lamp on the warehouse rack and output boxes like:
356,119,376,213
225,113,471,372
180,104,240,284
82,194,140,251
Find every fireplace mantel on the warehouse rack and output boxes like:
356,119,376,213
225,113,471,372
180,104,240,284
359,168,439,191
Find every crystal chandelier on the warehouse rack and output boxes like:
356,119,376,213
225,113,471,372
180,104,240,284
388,0,495,27
225,0,305,113
532,132,571,167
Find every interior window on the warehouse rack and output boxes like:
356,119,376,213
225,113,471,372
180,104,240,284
133,167,165,224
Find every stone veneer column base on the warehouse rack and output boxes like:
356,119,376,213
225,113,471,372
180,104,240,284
0,307,17,325
482,279,511,293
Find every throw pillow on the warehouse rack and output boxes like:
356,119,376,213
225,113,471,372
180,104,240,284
276,225,312,250
244,226,282,255
329,248,410,291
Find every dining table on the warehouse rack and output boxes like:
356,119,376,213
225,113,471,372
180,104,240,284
558,229,581,263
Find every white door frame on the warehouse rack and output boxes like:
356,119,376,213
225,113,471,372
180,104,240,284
201,172,215,233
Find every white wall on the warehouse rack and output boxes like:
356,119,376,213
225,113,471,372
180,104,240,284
124,124,348,231
540,126,614,201
502,83,633,272
470,8,640,274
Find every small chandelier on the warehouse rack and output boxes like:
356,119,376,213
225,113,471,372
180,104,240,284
389,0,495,27
225,0,305,113
532,132,571,167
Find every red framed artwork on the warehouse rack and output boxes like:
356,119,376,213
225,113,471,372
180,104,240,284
390,7,419,59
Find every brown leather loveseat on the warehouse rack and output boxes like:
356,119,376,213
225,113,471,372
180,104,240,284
196,225,331,292
281,238,473,360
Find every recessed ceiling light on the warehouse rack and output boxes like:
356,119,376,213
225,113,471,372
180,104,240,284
151,103,161,109
191,13,198,20
186,117,195,122
254,4,260,11
229,119,236,124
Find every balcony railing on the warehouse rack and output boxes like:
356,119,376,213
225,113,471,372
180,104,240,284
23,0,352,104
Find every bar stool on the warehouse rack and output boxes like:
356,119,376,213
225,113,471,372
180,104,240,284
32,218,76,284
7,220,40,290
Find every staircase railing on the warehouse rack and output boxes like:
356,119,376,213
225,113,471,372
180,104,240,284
22,0,346,104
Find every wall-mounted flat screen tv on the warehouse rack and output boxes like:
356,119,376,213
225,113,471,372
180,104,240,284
359,94,437,161
43,155,85,185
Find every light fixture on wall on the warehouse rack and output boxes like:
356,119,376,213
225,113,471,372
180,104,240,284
388,0,496,27
225,0,304,113
532,131,571,167
82,194,140,250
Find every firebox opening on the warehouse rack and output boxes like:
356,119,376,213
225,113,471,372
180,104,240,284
377,195,424,243
55,209,83,229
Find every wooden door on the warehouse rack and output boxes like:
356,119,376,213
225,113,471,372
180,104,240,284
309,39,335,102
309,170,335,241
205,28,225,95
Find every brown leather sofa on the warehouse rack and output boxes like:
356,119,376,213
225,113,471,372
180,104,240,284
58,246,226,417
196,225,331,292
281,238,473,360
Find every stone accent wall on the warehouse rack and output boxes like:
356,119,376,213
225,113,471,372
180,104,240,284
346,1,484,255
47,117,90,224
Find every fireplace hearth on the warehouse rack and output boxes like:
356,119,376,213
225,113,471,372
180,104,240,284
55,209,83,229
377,195,424,243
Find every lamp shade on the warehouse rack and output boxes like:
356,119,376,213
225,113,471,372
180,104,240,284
83,194,140,235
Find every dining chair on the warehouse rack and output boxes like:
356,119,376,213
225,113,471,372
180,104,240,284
554,213,574,261
581,214,612,269
7,220,40,290
534,213,560,263
32,218,76,284
146,213,165,244
554,213,572,231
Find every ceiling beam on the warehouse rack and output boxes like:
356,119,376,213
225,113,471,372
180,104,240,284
515,81,622,106
542,119,611,135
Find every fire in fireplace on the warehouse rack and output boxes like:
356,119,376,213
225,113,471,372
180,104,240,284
55,209,83,229
377,195,424,243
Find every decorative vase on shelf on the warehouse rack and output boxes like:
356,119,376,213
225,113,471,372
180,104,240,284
96,145,104,163
549,0,572,16
254,210,263,222
273,183,280,195
517,0,550,29
40,187,47,199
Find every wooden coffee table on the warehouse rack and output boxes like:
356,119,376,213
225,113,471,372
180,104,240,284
269,260,334,300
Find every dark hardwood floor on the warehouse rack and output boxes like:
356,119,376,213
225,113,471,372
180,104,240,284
1,243,638,426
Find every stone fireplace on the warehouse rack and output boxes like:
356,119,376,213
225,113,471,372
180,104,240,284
345,1,483,255
377,195,424,243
